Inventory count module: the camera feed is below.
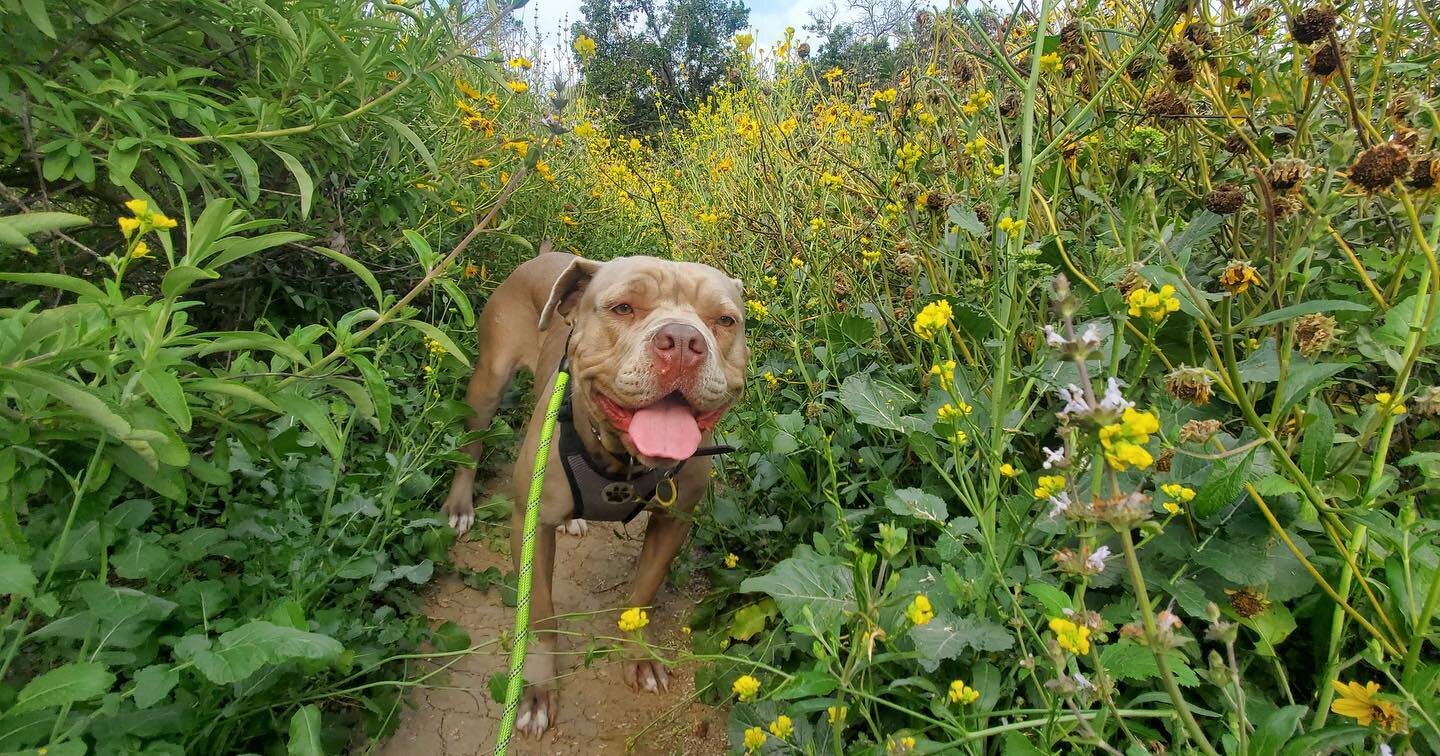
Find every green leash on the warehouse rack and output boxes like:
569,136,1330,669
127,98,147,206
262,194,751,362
494,368,570,756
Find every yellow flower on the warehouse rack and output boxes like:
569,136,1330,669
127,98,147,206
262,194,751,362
505,79,528,94
734,32,754,51
997,216,1025,235
1330,680,1407,732
724,553,739,568
906,594,935,626
823,67,844,82
928,360,957,391
118,216,140,237
1033,474,1066,500
150,213,178,230
1375,392,1407,415
745,300,769,321
790,255,804,269
464,263,480,278
617,607,649,632
574,34,597,59
819,172,844,190
1099,408,1160,471
809,218,826,232
508,56,533,70
414,182,432,190
1161,483,1195,502
504,140,529,157
125,199,149,216
1040,52,1063,73
470,157,491,168
1049,616,1092,654
870,87,898,108
484,93,501,110
1163,501,1182,515
887,735,917,754
999,463,1019,478
896,141,923,171
1126,285,1181,321
1219,260,1263,294
456,79,482,99
573,121,596,140
743,726,766,751
736,115,760,141
949,430,969,445
948,679,980,704
129,241,151,260
762,371,778,388
913,300,953,340
964,136,988,158
768,715,793,739
732,674,761,701
777,117,798,136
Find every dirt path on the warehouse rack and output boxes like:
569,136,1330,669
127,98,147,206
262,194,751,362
379,486,729,756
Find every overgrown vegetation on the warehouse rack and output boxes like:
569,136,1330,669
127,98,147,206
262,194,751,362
4,0,1440,753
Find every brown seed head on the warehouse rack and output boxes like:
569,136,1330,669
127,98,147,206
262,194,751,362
1349,142,1410,191
1267,158,1310,192
1290,5,1337,45
1126,55,1154,80
1180,418,1222,443
1226,587,1271,618
797,42,810,59
1145,90,1190,120
1204,183,1246,214
1413,386,1440,416
1242,8,1273,34
1154,447,1175,473
1407,153,1439,190
1223,132,1249,155
1294,313,1339,357
1165,367,1213,405
1308,41,1341,78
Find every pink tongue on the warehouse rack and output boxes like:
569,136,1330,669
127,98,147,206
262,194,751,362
628,397,701,460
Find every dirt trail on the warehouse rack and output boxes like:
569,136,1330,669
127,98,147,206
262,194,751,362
379,484,729,756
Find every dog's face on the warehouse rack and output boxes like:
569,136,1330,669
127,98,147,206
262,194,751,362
540,256,749,467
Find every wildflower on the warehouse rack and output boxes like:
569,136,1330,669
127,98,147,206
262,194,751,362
1033,475,1066,500
508,56,533,70
826,705,847,723
503,140,529,157
777,117,798,136
1295,313,1339,357
1180,418,1222,443
964,136,988,158
129,241,151,260
505,79,528,94
735,115,759,141
929,360,957,391
819,172,844,189
790,255,804,269
1330,681,1407,732
809,218,826,233
1097,377,1134,415
1219,260,1263,294
999,463,1019,477
1085,545,1111,572
906,594,935,626
1049,616,1092,654
896,142,923,170
470,157,492,168
617,607,648,632
1047,491,1073,518
1099,408,1161,471
949,679,980,704
118,216,140,237
912,300,953,340
870,88,898,108
937,403,971,422
997,216,1026,235
768,715,793,739
743,726,766,751
962,89,993,116
1375,392,1407,415
1161,483,1195,503
150,213,178,230
1057,385,1091,420
1267,158,1310,192
1042,446,1066,469
1126,285,1180,321
414,182,432,190
1163,500,1182,515
734,32,753,51
1164,367,1212,405
464,263,480,278
744,300,768,321
732,674,761,701
574,34,597,59
560,214,577,226
125,199,149,216
949,430,969,445
888,736,917,754
1040,52,1062,73
456,79,482,99
823,67,843,82
724,553,739,568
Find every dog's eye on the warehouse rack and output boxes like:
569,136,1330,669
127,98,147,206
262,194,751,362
716,315,736,327
611,303,634,315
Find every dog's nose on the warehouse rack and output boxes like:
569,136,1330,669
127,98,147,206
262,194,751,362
651,323,707,376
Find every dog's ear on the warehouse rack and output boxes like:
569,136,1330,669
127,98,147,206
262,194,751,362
536,238,556,256
539,257,602,331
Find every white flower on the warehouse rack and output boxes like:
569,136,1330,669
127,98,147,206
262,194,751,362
1086,545,1111,572
1048,491,1072,518
1079,323,1102,349
1097,377,1134,414
1042,445,1067,469
1057,384,1090,418
1044,325,1067,347
1073,672,1094,690
1379,744,1394,756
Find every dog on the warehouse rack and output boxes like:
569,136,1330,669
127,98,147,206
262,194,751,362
440,245,749,737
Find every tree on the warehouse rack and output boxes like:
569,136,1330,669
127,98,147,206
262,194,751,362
574,0,748,133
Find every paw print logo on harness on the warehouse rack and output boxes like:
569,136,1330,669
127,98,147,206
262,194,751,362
601,482,638,507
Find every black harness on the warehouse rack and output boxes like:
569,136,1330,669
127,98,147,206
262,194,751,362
553,351,733,523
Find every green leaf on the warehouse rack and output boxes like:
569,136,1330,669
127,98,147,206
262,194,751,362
0,211,89,238
161,264,221,299
318,19,368,102
1239,601,1296,657
288,704,325,756
269,148,315,219
439,278,476,328
0,552,37,598
187,199,235,263
0,366,132,439
1249,705,1306,756
132,664,179,709
1158,211,1223,259
0,272,104,300
402,229,435,267
1192,450,1255,519
191,331,309,365
728,599,777,641
838,374,914,432
884,488,948,524
396,319,470,368
20,0,57,38
205,231,311,270
1002,732,1049,756
1277,362,1350,417
139,368,192,433
739,545,855,630
310,246,383,305
349,354,391,433
909,613,1013,672
272,392,346,461
1278,725,1366,756
12,662,114,714
431,621,472,654
947,204,985,236
236,0,298,46
1100,641,1161,682
221,142,261,202
380,115,439,177
192,621,343,685
187,378,281,413
1023,582,1072,616
1244,300,1370,328
112,537,176,581
1298,399,1333,482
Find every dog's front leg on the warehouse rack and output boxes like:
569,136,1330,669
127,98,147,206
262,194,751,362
511,501,560,737
622,511,692,693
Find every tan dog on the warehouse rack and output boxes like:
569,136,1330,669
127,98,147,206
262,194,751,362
441,247,749,737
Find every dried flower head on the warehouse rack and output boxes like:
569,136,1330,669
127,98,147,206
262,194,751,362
1115,266,1144,298
1179,418,1222,443
1406,153,1439,190
1219,260,1263,294
1183,23,1215,50
1308,41,1342,79
1204,183,1246,214
1059,21,1083,51
999,91,1022,118
1267,158,1310,192
1165,367,1213,405
1154,447,1175,473
1290,5,1338,45
1145,90,1190,120
1349,142,1411,191
1294,313,1339,357
1126,55,1154,80
1165,44,1193,72
797,42,811,59
895,252,918,276
1225,587,1271,618
1241,7,1273,34
1413,386,1440,416
924,191,952,212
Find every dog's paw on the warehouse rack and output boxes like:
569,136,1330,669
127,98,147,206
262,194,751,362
624,659,669,694
515,686,558,737
441,493,475,535
556,518,589,537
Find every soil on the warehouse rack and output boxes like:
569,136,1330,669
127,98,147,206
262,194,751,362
376,481,730,756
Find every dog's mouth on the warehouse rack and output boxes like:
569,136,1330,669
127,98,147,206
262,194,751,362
592,390,729,461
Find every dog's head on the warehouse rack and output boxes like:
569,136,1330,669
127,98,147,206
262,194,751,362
539,255,749,468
